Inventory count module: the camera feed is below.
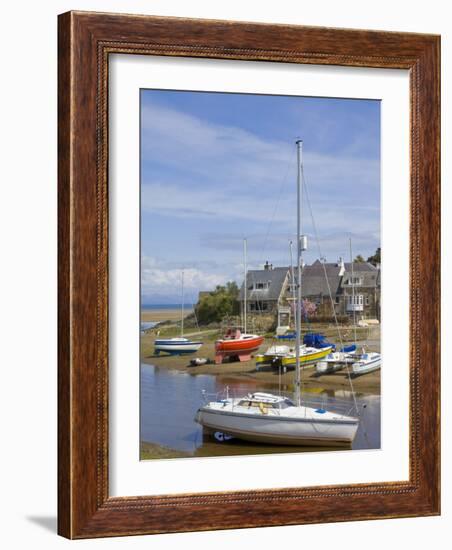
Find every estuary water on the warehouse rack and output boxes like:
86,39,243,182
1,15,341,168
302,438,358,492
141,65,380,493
140,363,381,458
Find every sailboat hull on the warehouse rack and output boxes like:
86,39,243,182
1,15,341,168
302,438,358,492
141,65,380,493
316,351,357,374
352,354,381,375
196,407,358,447
154,339,202,355
214,335,264,364
256,345,333,369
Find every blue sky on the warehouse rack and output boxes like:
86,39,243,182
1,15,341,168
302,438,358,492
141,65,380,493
141,90,380,304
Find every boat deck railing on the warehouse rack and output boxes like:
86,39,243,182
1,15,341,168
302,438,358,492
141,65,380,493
200,387,361,418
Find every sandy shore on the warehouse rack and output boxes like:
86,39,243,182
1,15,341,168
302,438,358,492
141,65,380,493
140,435,348,460
141,330,381,393
141,307,189,323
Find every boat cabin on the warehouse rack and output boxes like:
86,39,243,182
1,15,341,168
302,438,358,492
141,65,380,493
237,393,294,410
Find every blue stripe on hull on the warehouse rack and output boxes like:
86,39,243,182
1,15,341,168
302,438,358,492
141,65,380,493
155,349,199,356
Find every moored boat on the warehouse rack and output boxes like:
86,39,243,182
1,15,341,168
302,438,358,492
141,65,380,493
256,344,333,369
215,328,264,364
154,337,203,355
280,345,334,369
195,392,358,447
153,271,203,356
351,351,381,375
214,239,264,364
316,346,357,374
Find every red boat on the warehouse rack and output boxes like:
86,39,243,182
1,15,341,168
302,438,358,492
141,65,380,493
214,328,264,364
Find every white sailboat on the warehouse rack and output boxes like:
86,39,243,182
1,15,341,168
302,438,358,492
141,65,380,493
352,351,381,375
316,349,357,374
154,271,203,355
195,140,359,447
316,239,359,374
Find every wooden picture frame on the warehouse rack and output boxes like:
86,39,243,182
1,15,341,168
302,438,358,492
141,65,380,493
58,11,440,538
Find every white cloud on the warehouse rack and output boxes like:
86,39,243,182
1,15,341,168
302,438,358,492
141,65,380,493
141,101,379,232
141,256,230,302
142,102,379,187
140,98,380,299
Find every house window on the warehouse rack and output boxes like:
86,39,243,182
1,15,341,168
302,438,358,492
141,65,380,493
365,295,370,305
254,282,270,290
249,301,269,311
335,296,340,304
348,294,363,306
345,277,362,286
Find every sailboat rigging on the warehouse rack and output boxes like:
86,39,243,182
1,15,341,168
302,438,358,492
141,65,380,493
195,140,360,446
315,239,360,374
154,270,203,356
214,239,264,364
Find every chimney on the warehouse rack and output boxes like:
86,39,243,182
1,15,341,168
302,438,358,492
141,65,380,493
264,260,270,271
338,257,345,277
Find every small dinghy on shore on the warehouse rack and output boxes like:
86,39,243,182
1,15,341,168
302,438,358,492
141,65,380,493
189,357,211,366
316,345,357,374
351,351,381,375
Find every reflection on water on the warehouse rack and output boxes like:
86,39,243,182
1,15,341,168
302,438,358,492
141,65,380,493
140,363,380,458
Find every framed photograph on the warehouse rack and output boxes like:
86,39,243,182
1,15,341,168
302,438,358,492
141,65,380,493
58,11,440,538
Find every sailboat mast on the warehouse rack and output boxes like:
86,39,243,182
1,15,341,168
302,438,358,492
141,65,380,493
181,270,184,338
243,238,247,334
295,139,303,407
349,238,357,344
289,241,297,335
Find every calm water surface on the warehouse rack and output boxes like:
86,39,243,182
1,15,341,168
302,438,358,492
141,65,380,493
140,363,380,458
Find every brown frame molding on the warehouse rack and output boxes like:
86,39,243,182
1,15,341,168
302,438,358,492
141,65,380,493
58,11,440,538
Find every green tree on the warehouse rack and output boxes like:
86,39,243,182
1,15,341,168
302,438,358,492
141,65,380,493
353,254,366,263
367,247,381,266
195,281,239,324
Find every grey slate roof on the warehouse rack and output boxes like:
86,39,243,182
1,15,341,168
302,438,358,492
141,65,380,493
239,260,379,302
300,260,379,296
300,260,342,297
239,267,288,302
340,261,379,289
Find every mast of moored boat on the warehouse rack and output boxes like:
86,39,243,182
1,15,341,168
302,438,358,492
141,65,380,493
289,240,297,337
243,238,247,334
295,139,303,407
181,270,185,337
349,238,357,345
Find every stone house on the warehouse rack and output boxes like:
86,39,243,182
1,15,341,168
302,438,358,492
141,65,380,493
239,258,380,323
286,259,381,321
239,261,290,315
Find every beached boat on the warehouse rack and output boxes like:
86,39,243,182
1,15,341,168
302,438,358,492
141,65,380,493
316,239,362,375
154,271,203,356
257,247,334,370
154,337,202,355
195,392,358,447
351,351,381,375
316,345,357,374
256,344,332,368
214,240,264,364
196,140,359,446
215,328,264,364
